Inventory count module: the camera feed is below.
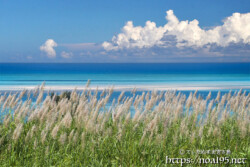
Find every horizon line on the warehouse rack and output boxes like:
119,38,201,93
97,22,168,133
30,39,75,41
0,62,250,64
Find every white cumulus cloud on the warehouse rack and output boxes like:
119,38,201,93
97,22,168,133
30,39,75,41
40,39,58,58
103,10,250,50
103,21,166,50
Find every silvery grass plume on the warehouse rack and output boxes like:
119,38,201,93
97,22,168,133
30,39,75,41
59,132,67,145
12,123,23,141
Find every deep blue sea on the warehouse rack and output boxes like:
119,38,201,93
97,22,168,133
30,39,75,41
0,63,249,91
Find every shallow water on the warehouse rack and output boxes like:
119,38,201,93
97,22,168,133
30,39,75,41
0,63,249,90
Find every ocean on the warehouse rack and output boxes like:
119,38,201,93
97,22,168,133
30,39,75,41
0,63,249,115
0,63,249,91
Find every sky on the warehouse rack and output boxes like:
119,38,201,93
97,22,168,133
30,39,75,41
0,0,250,62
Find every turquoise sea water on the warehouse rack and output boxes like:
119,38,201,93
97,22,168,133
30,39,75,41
0,63,249,90
0,63,249,116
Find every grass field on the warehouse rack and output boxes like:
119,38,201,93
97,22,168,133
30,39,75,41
0,83,249,166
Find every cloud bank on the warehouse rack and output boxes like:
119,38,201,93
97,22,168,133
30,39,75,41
36,10,249,62
103,10,250,50
40,39,58,58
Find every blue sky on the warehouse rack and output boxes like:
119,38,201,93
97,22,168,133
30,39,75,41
0,0,250,62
